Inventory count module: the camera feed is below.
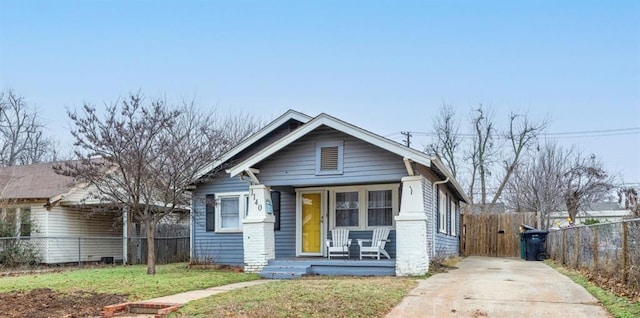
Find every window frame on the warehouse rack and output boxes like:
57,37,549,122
329,184,399,230
271,191,281,231
438,188,447,234
315,140,344,175
214,192,249,233
450,200,457,237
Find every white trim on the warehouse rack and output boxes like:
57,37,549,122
438,189,447,234
214,191,249,233
315,140,344,175
228,113,433,177
450,201,457,237
194,110,312,180
295,189,326,257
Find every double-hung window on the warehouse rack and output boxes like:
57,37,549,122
438,189,447,233
450,201,457,236
214,192,248,233
331,184,398,229
367,189,393,227
335,191,359,227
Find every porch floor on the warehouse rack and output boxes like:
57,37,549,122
260,257,396,279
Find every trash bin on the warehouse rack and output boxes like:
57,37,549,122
519,224,536,259
522,230,549,261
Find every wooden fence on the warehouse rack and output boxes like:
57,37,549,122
461,212,537,257
131,236,190,265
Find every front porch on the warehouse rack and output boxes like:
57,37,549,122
259,258,396,279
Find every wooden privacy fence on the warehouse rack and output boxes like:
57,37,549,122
461,212,537,257
131,236,190,265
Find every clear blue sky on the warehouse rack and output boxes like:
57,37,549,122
1,1,639,185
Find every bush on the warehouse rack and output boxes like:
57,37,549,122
0,239,41,267
584,218,601,225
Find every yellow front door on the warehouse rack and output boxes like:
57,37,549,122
301,193,322,253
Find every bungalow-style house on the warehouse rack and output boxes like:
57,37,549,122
0,162,123,264
190,110,469,277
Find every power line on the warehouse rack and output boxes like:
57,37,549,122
394,126,640,140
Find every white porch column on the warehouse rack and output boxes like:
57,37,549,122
395,175,430,276
242,184,276,273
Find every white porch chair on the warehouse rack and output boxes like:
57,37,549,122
326,228,352,259
357,227,391,260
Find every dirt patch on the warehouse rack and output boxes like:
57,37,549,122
0,288,127,318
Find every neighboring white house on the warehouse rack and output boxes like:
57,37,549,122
548,202,632,228
0,161,124,264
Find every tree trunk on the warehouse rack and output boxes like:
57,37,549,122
126,209,135,265
145,220,156,275
566,193,579,224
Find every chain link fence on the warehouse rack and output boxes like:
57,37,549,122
547,218,639,293
0,236,189,268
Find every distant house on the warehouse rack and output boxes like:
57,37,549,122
0,161,189,265
0,161,123,264
190,110,469,277
549,202,632,228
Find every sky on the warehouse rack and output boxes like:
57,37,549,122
1,1,639,188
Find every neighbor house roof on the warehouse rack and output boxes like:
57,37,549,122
0,161,76,201
223,110,469,203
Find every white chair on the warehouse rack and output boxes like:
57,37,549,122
326,228,352,259
358,227,391,260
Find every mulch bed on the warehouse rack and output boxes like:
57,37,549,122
0,288,127,318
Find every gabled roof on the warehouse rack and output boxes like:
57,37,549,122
226,112,469,203
0,161,77,201
194,109,312,180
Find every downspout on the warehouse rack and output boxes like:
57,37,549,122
432,177,449,256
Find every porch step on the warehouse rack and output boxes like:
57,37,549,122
259,261,311,279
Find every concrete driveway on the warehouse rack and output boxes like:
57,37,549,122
387,256,610,318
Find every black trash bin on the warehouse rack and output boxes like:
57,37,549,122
522,230,548,261
519,224,536,259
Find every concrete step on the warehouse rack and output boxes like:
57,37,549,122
260,263,310,279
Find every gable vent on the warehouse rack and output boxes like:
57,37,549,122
320,146,339,171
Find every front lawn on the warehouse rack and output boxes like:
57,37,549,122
0,263,260,301
174,276,417,318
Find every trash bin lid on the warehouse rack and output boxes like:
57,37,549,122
523,230,549,236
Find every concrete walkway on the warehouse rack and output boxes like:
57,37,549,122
114,280,272,318
387,256,610,318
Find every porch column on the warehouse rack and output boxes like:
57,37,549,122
242,184,276,273
395,175,430,276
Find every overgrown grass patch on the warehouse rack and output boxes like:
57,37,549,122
174,276,417,318
0,263,260,301
546,260,640,318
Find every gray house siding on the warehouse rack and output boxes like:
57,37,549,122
274,191,296,258
256,126,408,187
192,175,249,265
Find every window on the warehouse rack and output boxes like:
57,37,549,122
214,192,248,233
271,191,281,231
20,208,31,237
368,190,393,226
450,201,457,236
335,191,359,227
330,184,398,229
205,194,215,232
438,189,447,233
315,141,344,175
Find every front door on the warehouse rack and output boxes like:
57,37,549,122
298,191,324,256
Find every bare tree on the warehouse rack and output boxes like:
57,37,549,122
564,153,614,223
0,89,56,165
57,93,259,274
504,142,570,229
485,112,548,212
467,105,497,207
426,104,460,178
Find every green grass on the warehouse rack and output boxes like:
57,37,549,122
545,261,640,318
0,263,260,301
174,276,417,318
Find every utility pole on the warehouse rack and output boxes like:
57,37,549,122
401,131,412,147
